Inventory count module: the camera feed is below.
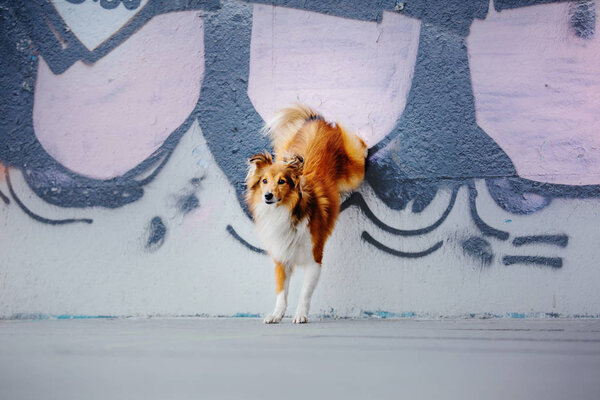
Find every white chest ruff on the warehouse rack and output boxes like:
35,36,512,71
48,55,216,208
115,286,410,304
254,204,313,266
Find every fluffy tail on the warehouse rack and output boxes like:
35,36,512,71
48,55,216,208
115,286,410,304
262,104,322,151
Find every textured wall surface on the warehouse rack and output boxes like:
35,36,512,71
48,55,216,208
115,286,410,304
0,0,599,318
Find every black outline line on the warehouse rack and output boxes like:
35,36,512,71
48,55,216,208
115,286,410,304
0,189,10,205
362,231,443,258
468,181,509,241
65,0,143,11
341,186,459,236
226,224,267,255
502,256,562,268
512,235,568,248
6,170,93,225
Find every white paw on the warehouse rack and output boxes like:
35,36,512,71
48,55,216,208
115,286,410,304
263,314,283,324
292,314,308,324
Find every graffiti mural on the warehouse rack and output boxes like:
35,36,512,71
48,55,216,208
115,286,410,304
1,0,600,318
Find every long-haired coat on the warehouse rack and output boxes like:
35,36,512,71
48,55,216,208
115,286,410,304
246,104,367,323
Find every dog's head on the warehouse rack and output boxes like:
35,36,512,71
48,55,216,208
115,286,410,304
245,152,303,211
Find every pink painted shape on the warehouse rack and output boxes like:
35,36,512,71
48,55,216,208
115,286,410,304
248,6,420,147
468,2,600,185
33,11,204,180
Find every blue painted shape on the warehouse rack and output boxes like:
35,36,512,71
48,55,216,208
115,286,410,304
461,237,493,265
486,178,551,215
226,224,267,255
341,187,458,236
503,256,563,268
570,0,596,39
366,12,516,210
198,0,271,213
178,193,200,215
468,183,510,241
147,216,167,250
362,231,443,258
512,235,569,248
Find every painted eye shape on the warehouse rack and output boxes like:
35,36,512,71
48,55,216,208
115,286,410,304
262,179,268,184
278,179,286,185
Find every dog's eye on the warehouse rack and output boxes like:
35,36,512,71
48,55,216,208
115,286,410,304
262,179,267,184
278,179,285,185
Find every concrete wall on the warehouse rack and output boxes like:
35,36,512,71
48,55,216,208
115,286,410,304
1,0,599,318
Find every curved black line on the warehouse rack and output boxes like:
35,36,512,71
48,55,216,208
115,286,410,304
0,189,9,205
502,256,562,268
136,148,175,186
6,171,93,225
226,224,267,255
513,235,568,248
362,231,443,258
468,181,509,241
341,186,459,236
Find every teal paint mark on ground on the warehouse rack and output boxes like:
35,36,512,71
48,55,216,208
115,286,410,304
361,310,416,319
232,313,261,318
56,315,117,320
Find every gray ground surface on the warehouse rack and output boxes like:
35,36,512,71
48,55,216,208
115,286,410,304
1,318,599,400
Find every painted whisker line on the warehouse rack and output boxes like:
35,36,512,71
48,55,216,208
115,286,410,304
5,171,93,225
502,256,562,268
136,138,179,186
0,189,9,205
226,224,267,255
362,231,443,258
341,186,458,236
512,235,568,248
468,182,509,241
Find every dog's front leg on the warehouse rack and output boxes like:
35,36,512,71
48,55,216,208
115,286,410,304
264,262,290,324
293,262,321,324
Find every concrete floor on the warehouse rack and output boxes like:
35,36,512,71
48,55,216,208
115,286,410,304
1,318,599,400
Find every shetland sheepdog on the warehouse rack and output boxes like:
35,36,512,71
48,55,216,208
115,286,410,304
245,104,367,324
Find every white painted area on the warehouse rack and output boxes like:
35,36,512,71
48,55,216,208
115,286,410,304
468,1,600,185
249,6,420,147
1,120,600,317
52,0,150,51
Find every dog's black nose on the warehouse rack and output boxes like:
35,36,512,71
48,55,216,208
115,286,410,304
264,192,274,201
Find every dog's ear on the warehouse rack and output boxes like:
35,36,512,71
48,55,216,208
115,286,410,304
248,152,273,169
284,154,304,189
284,154,303,176
246,152,272,185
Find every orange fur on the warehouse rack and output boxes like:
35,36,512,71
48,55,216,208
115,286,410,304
275,263,286,294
